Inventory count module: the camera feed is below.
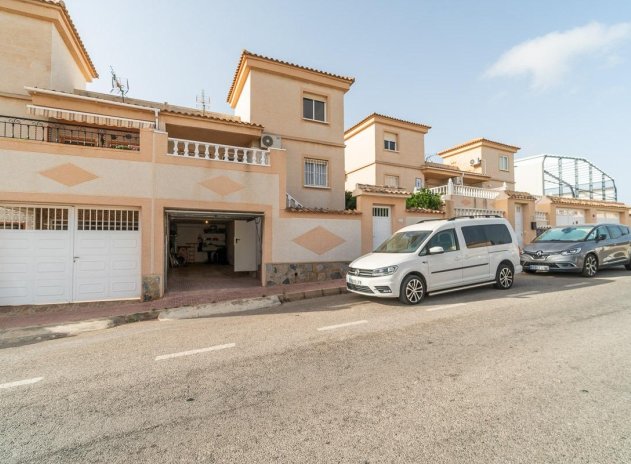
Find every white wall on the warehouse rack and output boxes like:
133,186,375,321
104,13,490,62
514,157,544,195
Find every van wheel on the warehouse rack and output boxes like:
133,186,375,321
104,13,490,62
581,254,598,277
399,275,425,305
494,263,514,289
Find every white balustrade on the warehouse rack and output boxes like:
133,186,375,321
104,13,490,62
286,192,304,208
168,138,270,166
454,208,504,217
429,183,500,200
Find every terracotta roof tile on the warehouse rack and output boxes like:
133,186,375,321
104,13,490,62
355,184,412,196
504,190,537,201
547,196,628,209
345,113,431,135
286,207,361,215
227,50,355,103
438,138,520,155
405,207,445,214
161,109,263,128
35,0,98,78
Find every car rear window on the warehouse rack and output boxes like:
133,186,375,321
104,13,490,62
461,224,512,248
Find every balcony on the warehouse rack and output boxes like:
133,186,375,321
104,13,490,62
0,115,140,151
167,138,270,167
429,182,499,200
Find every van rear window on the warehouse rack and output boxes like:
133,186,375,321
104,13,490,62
462,224,512,248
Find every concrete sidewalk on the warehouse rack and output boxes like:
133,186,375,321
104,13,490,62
0,280,348,348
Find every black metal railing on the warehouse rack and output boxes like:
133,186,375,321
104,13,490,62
0,115,140,151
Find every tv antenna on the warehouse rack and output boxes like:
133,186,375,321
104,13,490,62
110,66,130,102
196,89,210,115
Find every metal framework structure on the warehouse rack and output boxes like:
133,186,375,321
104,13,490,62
542,155,617,201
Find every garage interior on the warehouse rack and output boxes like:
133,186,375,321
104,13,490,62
165,210,263,294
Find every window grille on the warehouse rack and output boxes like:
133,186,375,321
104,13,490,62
304,159,328,187
77,208,139,231
373,207,390,217
0,206,68,230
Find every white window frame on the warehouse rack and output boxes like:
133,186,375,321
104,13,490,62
303,97,327,122
384,132,398,151
499,155,509,171
304,158,329,188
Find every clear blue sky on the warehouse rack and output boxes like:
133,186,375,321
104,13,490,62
65,0,631,204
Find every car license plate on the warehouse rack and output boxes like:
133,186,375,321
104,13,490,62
347,276,362,285
530,265,549,271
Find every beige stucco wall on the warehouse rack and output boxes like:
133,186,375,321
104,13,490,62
50,25,86,92
273,217,362,263
234,74,251,124
0,11,52,95
344,124,375,173
345,165,376,191
374,123,425,168
375,163,423,192
235,68,346,210
443,146,515,188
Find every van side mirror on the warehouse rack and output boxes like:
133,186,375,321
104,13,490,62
429,246,445,255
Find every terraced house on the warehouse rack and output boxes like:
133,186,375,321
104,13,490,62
0,0,362,306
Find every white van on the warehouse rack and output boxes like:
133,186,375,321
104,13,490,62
346,216,522,304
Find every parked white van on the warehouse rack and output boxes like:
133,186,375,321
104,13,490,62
346,216,522,304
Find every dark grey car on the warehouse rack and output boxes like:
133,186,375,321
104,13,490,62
521,224,631,277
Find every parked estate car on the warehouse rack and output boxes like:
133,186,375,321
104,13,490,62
346,216,522,305
521,224,631,277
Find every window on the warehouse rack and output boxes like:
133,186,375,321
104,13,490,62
421,229,459,255
415,178,423,190
77,208,139,231
303,97,326,122
304,159,328,187
384,132,397,151
0,206,68,230
596,226,610,240
374,230,431,253
461,224,512,248
608,226,623,239
499,156,509,171
384,175,399,188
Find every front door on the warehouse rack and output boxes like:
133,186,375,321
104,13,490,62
234,219,257,272
372,206,391,249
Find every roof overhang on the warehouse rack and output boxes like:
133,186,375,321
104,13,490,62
345,113,431,139
439,138,520,157
228,51,355,107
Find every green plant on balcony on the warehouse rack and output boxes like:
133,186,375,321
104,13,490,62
406,189,443,210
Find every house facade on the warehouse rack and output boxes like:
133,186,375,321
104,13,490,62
0,0,361,307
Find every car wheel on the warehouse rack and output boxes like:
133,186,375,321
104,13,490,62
626,257,631,271
399,274,425,305
494,263,514,289
581,254,598,277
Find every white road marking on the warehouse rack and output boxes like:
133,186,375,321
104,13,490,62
0,377,43,389
511,291,539,297
155,343,236,361
317,320,368,331
426,303,467,312
565,282,589,288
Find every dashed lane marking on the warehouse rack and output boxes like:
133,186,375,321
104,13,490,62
425,303,467,312
317,320,368,331
155,343,236,361
0,377,43,390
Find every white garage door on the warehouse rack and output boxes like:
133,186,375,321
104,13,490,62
372,206,392,249
0,207,72,306
596,211,620,224
556,208,585,226
73,208,141,302
0,205,140,306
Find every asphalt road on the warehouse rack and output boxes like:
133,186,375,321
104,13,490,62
1,270,630,463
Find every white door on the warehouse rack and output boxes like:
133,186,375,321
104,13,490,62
556,208,585,226
0,206,72,306
515,204,524,247
372,206,392,249
234,220,257,272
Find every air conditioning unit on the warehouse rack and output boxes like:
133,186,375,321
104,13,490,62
470,157,482,166
260,134,282,149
